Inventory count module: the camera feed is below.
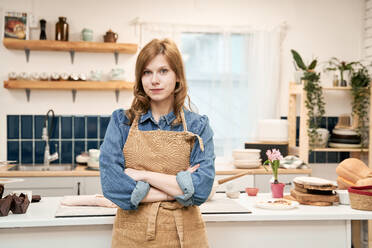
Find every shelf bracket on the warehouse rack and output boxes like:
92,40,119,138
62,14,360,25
69,50,75,64
72,89,77,102
115,90,120,102
25,89,31,102
114,51,119,65
24,48,30,63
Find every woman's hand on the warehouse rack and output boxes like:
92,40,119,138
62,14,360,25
125,168,147,181
187,164,200,173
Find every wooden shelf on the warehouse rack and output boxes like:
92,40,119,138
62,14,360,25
289,82,355,95
4,80,134,90
4,80,134,102
307,147,367,152
3,38,138,54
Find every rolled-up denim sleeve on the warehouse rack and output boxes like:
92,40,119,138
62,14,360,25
175,115,215,206
130,181,150,207
100,109,148,210
174,171,194,206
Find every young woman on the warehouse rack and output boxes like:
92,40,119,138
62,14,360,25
99,38,215,247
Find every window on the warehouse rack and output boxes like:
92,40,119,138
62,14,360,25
181,32,252,157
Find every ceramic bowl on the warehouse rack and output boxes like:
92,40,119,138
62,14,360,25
233,159,261,169
232,149,261,160
87,158,99,168
245,187,259,196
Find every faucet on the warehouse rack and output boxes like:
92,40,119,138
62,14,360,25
42,109,59,168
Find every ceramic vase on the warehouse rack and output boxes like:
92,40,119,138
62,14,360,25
271,183,285,198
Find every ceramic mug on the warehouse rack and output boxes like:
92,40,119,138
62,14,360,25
8,72,17,80
89,70,102,81
110,68,125,81
89,149,100,161
82,28,93,41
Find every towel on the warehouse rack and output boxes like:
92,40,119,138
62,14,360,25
61,194,117,208
280,155,309,169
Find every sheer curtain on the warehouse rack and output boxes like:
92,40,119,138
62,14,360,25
135,21,283,157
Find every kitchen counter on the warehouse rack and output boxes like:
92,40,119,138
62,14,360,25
0,164,311,177
0,193,370,248
0,165,99,177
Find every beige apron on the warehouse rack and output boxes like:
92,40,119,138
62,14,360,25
112,110,209,248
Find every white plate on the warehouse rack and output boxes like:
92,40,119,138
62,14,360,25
332,129,358,136
254,199,299,210
329,142,361,148
0,178,24,184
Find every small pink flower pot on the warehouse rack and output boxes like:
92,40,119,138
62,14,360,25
245,187,259,196
271,183,285,198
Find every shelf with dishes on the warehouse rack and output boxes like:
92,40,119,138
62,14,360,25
3,80,134,102
288,82,372,163
2,38,138,64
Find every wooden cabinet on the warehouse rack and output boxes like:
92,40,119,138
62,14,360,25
3,176,102,197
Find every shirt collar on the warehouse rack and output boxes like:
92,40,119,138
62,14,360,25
139,109,177,125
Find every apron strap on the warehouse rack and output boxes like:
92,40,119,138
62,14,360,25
146,202,161,241
181,109,204,152
173,208,184,248
187,132,204,152
146,202,185,248
180,109,188,132
132,114,140,130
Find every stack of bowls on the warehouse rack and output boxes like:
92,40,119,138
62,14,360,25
232,149,261,169
328,128,361,148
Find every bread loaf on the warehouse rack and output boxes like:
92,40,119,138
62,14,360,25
337,176,355,190
356,177,372,186
336,158,372,184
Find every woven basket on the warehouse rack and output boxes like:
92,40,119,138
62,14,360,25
348,185,372,211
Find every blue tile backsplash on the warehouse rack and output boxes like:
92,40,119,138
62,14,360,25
7,115,110,164
8,114,349,164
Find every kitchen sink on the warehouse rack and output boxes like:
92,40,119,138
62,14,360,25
8,164,75,171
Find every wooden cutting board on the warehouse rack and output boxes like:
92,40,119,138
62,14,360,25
55,205,117,218
284,195,333,206
290,189,339,203
200,195,251,214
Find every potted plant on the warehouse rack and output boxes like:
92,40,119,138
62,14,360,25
291,49,325,148
325,57,357,86
263,149,284,198
350,63,370,148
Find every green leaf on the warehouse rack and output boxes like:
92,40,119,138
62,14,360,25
291,49,307,70
308,60,317,70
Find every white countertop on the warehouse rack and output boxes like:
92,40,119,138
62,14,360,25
1,193,372,229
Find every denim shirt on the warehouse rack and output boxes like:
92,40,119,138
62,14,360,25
99,108,215,210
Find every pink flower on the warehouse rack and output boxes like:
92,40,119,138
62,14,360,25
266,149,283,162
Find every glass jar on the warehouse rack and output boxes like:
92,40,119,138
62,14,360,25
332,74,339,87
55,17,69,41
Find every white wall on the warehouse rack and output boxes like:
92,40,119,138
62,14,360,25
0,0,365,160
